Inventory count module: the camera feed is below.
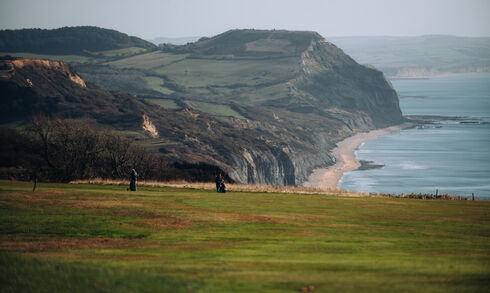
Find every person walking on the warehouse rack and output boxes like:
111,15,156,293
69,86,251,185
129,169,138,191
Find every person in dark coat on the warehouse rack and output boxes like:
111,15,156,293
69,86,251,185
218,174,226,193
129,169,138,191
219,179,226,193
215,173,222,192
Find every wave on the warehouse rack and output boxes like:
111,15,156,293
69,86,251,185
397,162,426,170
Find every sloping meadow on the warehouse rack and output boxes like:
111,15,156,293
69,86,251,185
1,180,489,292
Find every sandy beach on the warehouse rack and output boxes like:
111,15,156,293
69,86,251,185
303,123,413,189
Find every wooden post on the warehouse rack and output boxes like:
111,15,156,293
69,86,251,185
32,178,38,192
472,193,475,201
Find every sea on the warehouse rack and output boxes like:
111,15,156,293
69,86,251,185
340,73,490,199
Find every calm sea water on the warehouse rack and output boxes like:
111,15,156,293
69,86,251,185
340,73,490,199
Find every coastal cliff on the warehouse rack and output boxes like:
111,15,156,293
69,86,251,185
175,30,403,185
1,29,404,185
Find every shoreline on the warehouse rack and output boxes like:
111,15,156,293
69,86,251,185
303,122,413,190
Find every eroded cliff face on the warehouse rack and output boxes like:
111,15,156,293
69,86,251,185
2,59,86,87
142,114,159,138
292,37,403,127
225,135,334,186
220,119,353,186
208,33,404,185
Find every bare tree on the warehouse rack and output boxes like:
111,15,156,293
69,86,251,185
51,119,103,180
25,115,55,168
128,143,155,180
102,132,134,178
25,116,161,182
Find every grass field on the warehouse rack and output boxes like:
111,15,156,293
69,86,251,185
146,98,180,109
0,47,150,64
2,49,301,107
1,180,489,292
144,76,175,95
106,51,188,70
185,101,246,119
155,57,298,88
107,51,298,89
0,52,94,63
90,47,149,57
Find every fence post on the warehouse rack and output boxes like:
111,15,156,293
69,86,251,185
472,193,475,201
32,178,38,192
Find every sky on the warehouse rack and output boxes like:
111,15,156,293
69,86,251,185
1,0,489,39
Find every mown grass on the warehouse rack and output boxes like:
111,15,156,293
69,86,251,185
1,180,489,292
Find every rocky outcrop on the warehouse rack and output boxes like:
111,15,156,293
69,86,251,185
7,59,86,87
229,147,296,185
142,114,159,138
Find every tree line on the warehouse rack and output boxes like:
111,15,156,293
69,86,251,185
0,26,156,55
0,116,229,183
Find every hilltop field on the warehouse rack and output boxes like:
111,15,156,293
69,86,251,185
1,180,489,292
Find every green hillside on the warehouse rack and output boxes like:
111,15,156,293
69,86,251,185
161,29,321,57
148,36,200,45
1,181,489,292
0,26,156,60
90,29,403,125
82,30,312,98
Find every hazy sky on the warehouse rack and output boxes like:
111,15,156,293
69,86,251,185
1,0,489,39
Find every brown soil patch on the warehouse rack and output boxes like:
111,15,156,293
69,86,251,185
325,223,365,229
28,240,244,259
0,191,159,218
138,216,191,230
153,201,283,225
31,252,160,261
297,230,320,235
64,199,144,209
0,235,154,252
0,192,66,211
263,213,340,227
156,201,206,211
192,210,280,224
